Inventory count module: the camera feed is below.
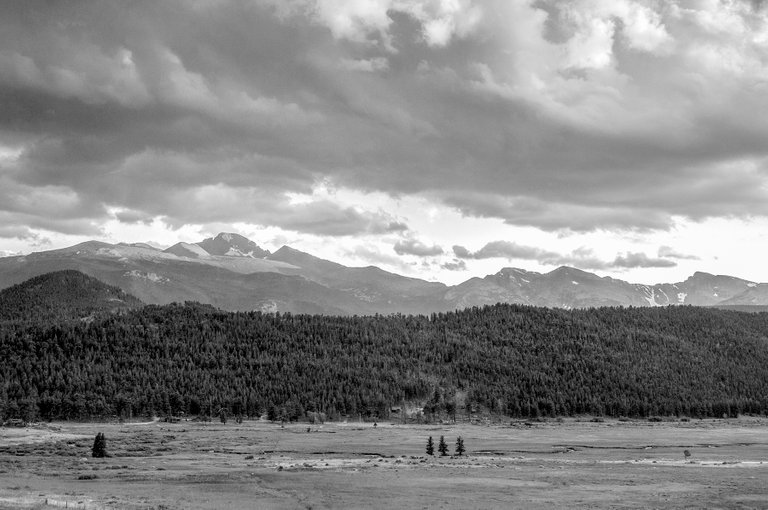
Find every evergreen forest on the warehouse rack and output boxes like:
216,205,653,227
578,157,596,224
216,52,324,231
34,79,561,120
2,274,768,422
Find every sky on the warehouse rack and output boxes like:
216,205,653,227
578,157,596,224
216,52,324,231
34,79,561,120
2,0,768,285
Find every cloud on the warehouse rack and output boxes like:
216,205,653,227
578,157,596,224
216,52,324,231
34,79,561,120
0,222,51,246
453,241,678,271
0,225,38,240
453,241,559,261
2,0,768,245
452,241,607,269
393,238,443,257
339,57,389,72
658,245,700,260
113,209,155,225
612,252,677,268
441,259,467,271
269,0,482,48
347,244,412,272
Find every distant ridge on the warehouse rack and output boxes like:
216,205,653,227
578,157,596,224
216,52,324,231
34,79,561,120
0,233,767,314
0,270,143,322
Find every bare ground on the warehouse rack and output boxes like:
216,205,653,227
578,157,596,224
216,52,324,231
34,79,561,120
1,418,767,509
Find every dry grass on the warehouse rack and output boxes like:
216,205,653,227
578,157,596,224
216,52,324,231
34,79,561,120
1,417,767,509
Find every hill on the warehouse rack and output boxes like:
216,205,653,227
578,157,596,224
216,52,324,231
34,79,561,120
0,270,143,323
1,301,767,421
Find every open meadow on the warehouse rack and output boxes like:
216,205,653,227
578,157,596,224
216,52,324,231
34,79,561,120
1,418,767,509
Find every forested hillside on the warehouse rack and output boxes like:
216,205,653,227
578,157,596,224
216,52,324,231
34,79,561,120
0,270,143,323
2,300,768,422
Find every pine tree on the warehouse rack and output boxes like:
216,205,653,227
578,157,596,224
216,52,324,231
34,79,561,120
455,436,465,456
91,432,107,458
426,436,434,456
438,435,448,456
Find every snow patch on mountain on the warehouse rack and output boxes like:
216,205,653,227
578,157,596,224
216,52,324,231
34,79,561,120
225,247,258,258
260,300,279,313
642,286,662,306
124,270,169,284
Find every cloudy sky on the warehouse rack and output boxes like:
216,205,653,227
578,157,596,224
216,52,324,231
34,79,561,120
2,0,768,285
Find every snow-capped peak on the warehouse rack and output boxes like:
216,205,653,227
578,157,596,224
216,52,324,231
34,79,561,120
196,232,270,258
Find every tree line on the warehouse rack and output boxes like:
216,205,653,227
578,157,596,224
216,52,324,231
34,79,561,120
2,300,768,421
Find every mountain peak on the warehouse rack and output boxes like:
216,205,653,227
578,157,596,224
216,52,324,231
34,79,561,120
216,232,244,243
494,267,540,279
690,271,715,279
197,233,270,258
547,266,595,278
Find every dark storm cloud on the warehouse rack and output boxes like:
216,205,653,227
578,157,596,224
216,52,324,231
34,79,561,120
2,0,768,239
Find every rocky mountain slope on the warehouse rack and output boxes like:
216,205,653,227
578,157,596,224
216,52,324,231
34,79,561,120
0,233,765,314
197,232,270,258
446,267,761,310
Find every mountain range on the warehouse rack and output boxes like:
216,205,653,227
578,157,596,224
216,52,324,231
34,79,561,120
1,232,767,315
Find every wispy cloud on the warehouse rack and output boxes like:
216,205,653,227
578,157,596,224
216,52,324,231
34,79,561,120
453,241,677,270
658,245,700,260
613,252,677,269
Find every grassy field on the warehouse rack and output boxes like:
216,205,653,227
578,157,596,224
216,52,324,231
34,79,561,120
1,417,767,509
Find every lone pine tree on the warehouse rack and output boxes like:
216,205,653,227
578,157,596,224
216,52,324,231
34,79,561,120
438,435,449,456
455,436,465,456
426,436,434,456
91,432,107,458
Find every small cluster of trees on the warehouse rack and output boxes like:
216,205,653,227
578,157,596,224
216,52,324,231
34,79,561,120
426,435,465,457
91,432,107,458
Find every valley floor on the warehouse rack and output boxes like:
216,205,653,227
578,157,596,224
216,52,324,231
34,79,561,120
1,418,767,509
